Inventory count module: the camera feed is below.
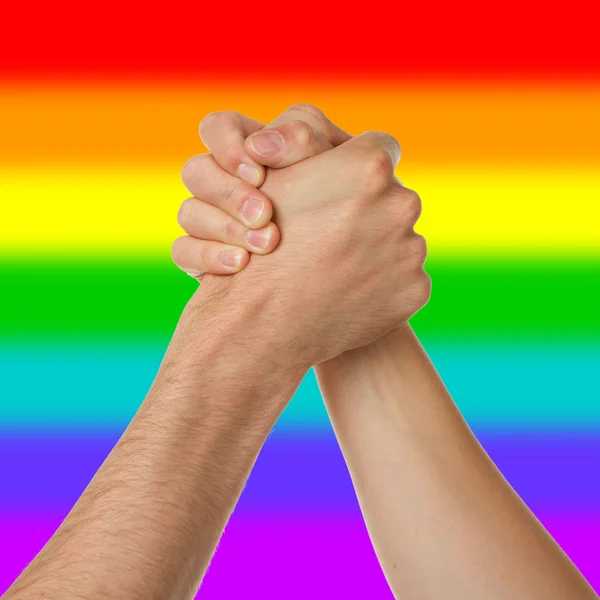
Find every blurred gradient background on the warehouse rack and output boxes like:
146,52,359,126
1,2,599,596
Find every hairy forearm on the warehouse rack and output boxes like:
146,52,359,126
5,279,305,600
316,324,597,600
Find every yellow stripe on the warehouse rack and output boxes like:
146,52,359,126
2,166,598,256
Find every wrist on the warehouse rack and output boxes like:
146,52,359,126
196,271,315,371
316,322,414,375
154,274,307,423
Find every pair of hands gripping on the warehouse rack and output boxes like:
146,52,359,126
176,104,431,367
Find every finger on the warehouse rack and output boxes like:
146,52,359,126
245,103,353,169
244,119,334,168
172,236,250,277
266,103,352,147
177,197,280,254
199,110,267,186
203,104,351,179
181,154,274,229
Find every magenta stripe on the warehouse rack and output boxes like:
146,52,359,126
1,514,598,597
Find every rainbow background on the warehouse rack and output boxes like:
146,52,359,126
1,3,599,596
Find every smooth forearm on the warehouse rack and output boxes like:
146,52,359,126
316,324,597,600
5,279,305,600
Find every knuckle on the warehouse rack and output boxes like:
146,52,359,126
361,129,402,162
378,130,402,157
386,185,422,227
288,119,316,147
413,272,432,307
361,147,394,186
199,111,219,134
199,110,235,136
408,234,428,264
396,187,422,225
289,103,325,120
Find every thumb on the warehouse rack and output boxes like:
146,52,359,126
245,120,333,168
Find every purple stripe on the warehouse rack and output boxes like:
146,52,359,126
1,513,598,597
2,434,600,512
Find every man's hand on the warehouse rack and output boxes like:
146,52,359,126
172,104,349,277
177,105,430,366
2,104,427,600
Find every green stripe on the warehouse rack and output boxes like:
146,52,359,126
1,256,599,342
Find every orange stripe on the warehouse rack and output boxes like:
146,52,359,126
2,82,599,168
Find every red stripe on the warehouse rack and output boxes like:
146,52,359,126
2,0,599,78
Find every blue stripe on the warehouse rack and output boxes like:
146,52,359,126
1,343,599,430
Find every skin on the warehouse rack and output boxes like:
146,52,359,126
4,308,305,599
3,119,427,599
179,104,599,600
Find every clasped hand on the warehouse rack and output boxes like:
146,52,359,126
175,104,430,366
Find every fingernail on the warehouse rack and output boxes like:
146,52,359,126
249,131,284,156
237,163,260,185
219,249,243,267
246,228,271,250
239,197,264,226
